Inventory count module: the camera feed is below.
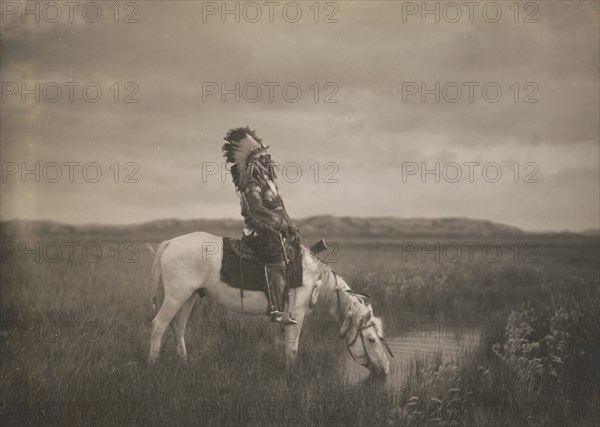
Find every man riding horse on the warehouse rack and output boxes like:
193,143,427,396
222,127,300,324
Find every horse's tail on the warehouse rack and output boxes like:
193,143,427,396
148,241,170,312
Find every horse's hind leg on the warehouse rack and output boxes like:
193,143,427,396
149,293,188,363
171,293,200,360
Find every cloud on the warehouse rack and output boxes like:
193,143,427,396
1,1,598,231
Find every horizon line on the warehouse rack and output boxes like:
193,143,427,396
1,214,598,235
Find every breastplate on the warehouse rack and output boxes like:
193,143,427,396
262,180,284,210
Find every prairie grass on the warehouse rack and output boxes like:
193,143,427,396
1,232,598,426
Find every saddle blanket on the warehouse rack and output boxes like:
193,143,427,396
219,237,303,292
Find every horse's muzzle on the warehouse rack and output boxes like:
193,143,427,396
369,363,389,378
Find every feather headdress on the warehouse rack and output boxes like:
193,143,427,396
222,126,276,190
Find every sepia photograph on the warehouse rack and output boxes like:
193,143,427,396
1,1,599,426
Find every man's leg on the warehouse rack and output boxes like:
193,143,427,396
259,234,297,324
267,262,298,325
266,261,286,321
261,264,278,317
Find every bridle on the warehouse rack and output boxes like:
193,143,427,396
331,270,394,369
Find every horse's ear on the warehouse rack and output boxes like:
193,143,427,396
339,310,353,338
364,304,373,322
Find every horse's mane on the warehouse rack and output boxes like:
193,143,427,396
301,245,385,336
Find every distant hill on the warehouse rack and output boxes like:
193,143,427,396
1,216,595,243
296,215,524,238
580,228,600,237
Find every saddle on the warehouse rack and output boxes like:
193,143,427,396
220,237,303,293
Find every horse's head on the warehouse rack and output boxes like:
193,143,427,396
339,302,392,377
301,247,393,376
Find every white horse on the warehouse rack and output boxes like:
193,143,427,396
148,232,392,376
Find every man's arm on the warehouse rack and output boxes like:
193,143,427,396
241,183,286,231
278,199,300,240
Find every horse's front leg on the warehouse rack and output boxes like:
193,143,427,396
283,312,305,366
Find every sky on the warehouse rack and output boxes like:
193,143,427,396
1,1,599,231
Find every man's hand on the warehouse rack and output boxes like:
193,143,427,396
286,223,300,241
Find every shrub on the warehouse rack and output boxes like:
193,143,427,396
493,287,599,403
